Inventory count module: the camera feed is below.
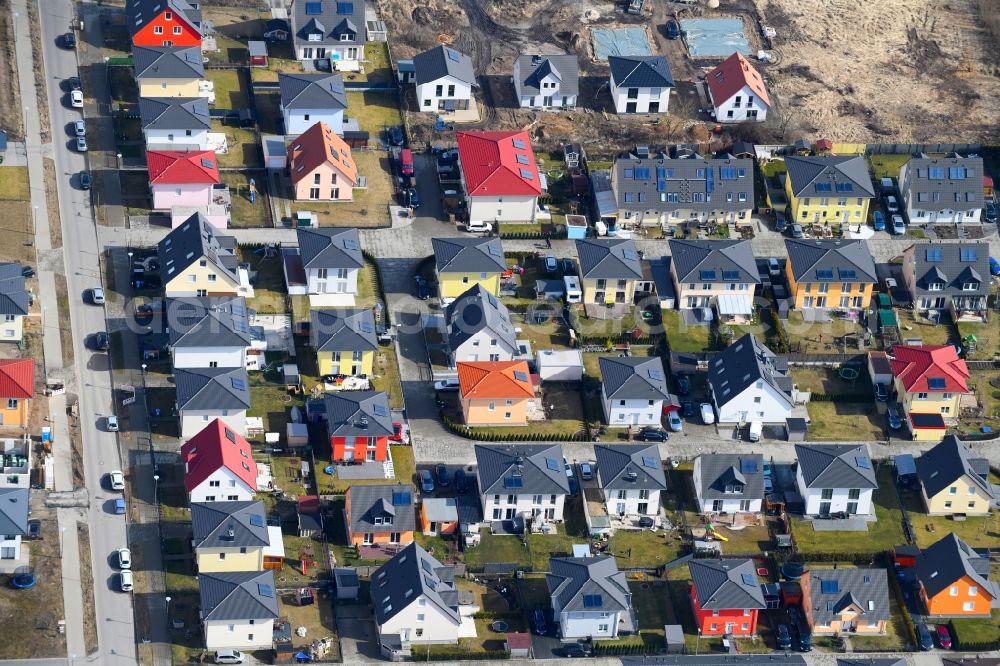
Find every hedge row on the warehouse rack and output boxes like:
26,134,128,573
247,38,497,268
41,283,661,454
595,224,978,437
886,553,919,649
442,415,589,442
362,250,391,327
593,636,646,655
411,648,510,662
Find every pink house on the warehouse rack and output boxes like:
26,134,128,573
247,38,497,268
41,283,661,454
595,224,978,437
147,150,221,210
288,122,358,202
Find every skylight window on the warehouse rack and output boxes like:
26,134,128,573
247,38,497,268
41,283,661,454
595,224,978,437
927,378,946,390
513,370,528,382
925,248,943,262
960,248,978,262
820,580,839,594
305,1,323,15
519,168,534,180
512,138,526,150
835,182,853,192
583,594,603,608
504,476,523,488
545,457,560,471
249,514,265,527
928,166,945,179
815,182,833,192
231,378,247,391
641,456,657,469
336,2,353,14
622,249,639,261
359,320,374,334
516,154,529,165
373,403,389,417
258,583,274,598
948,166,966,179
446,48,461,62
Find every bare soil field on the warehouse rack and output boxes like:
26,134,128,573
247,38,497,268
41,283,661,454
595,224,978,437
0,0,24,140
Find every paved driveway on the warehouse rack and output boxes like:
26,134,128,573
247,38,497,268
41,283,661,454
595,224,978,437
335,604,382,662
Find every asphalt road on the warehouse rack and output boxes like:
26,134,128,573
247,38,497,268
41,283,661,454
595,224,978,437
37,1,138,663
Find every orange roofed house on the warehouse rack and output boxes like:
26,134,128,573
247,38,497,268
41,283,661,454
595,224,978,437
890,345,971,440
126,0,202,48
345,484,416,556
705,52,771,123
916,532,999,618
457,360,534,426
0,359,33,428
288,122,358,202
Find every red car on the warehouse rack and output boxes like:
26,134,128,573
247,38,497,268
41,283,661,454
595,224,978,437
389,422,404,442
936,624,952,649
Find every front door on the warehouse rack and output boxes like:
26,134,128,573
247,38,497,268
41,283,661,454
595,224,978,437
363,533,374,545
428,521,437,533
626,102,637,113
725,623,734,635
616,502,626,515
631,413,639,425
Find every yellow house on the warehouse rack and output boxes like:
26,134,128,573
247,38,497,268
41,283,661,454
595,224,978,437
0,359,33,428
802,569,889,636
432,236,507,303
915,435,994,516
457,360,534,426
890,345,970,420
785,238,876,312
192,501,283,573
575,237,643,306
783,155,875,228
310,308,377,377
159,213,243,297
134,45,204,98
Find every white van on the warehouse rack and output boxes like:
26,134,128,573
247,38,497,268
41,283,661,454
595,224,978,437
748,421,763,442
465,220,493,233
214,650,245,664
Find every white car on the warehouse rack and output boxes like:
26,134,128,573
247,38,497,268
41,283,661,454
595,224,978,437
70,89,84,108
891,215,906,235
214,650,245,665
886,195,899,213
119,570,134,592
109,470,125,490
434,378,460,392
117,547,132,569
667,411,683,432
105,415,119,432
699,403,715,425
465,220,493,233
74,119,86,137
767,258,781,277
563,456,573,477
90,287,105,304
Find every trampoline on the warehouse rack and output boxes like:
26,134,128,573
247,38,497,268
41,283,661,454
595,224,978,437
11,566,36,589
838,366,860,381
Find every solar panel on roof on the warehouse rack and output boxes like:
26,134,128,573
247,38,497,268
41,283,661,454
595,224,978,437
815,182,832,192
343,238,360,250
516,154,529,165
519,168,534,180
722,270,739,281
740,458,758,474
504,476,523,488
855,456,870,469
305,1,322,15
622,249,638,261
514,370,528,382
820,580,839,594
336,1,353,14
816,269,834,280
839,269,857,280
488,244,502,257
927,377,946,390
258,583,275,598
925,248,944,262
249,514,265,527
392,491,412,505
648,369,663,381
740,573,755,586
446,48,460,62
835,182,853,192
642,455,657,469
583,594,602,608
699,270,717,281
231,378,247,391
373,403,389,417
512,138,526,149
960,248,978,262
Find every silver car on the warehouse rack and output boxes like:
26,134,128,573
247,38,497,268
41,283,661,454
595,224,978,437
75,136,87,152
74,119,86,137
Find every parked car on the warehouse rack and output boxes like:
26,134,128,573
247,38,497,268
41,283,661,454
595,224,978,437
117,547,132,569
434,378,460,392
799,631,813,652
79,171,92,190
64,76,80,92
916,623,933,651
676,375,691,395
891,214,906,235
936,624,953,649
580,462,593,480
214,651,245,665
109,470,125,490
389,422,405,442
414,276,429,300
560,643,592,658
776,624,792,650
398,148,414,176
985,200,998,222
419,469,435,493
789,223,804,239
62,32,76,49
73,119,86,137
92,331,110,351
667,411,683,432
886,404,902,431
453,469,468,493
682,402,694,418
699,403,715,425
563,456,573,477
991,256,1000,277
105,415,119,432
21,265,35,278
774,211,787,233
559,258,575,275
465,220,493,233
873,382,889,402
768,257,781,276
872,210,886,231
70,89,84,108
885,195,899,213
90,287,105,304
386,126,404,146
532,609,547,635
114,498,126,514
634,426,669,442
27,519,41,540
542,255,558,274
665,19,681,39
748,420,763,442
436,464,449,487
119,570,134,592
75,136,88,152
398,187,421,208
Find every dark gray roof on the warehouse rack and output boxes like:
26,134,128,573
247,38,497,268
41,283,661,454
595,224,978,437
806,568,889,626
166,296,253,349
794,444,878,489
784,155,876,198
546,556,631,613
475,443,570,496
688,559,766,610
916,435,995,499
0,263,29,317
413,45,475,86
444,284,516,353
133,45,204,80
159,213,239,285
594,444,667,491
916,533,995,600
784,239,877,284
126,0,201,36
516,54,579,96
612,151,754,214
608,55,674,89
575,238,643,279
599,356,669,401
324,390,394,438
139,97,210,131
310,308,378,353
909,242,990,297
710,334,792,409
175,366,252,411
372,542,461,626
347,483,416,535
297,227,363,270
292,0,366,47
191,501,270,549
697,453,764,500
432,237,507,273
0,487,28,535
279,73,348,110
668,239,760,284
901,155,983,212
199,571,280,621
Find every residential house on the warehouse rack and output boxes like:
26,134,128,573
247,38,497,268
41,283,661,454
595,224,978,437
705,52,770,123
175,366,251,437
291,0,367,66
899,154,984,225
456,131,542,224
286,227,364,306
784,239,877,312
693,453,764,514
279,73,348,135
0,487,28,566
146,150,220,210
916,533,998,617
547,556,635,640
513,54,578,109
323,390,394,462
688,559,766,636
0,264,29,343
783,156,876,227
890,345,971,422
345,483,416,549
575,237,643,306
413,45,475,112
139,97,211,150
133,45,204,97
901,242,990,322
608,55,673,114
288,121,358,201
159,213,246,297
709,334,793,425
310,308,377,377
457,360,534,426
794,444,878,516
126,0,202,48
191,500,279,572
800,568,889,635
611,148,755,228
594,444,666,518
0,359,33,428
444,284,518,365
181,418,258,503
474,443,570,525
599,356,670,427
420,498,459,536
166,297,258,369
431,236,507,303
915,435,994,516
668,239,759,319
199,570,279,651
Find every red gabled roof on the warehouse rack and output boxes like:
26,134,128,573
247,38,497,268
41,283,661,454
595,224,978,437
180,418,257,493
147,150,221,185
0,359,33,399
890,345,971,394
705,52,770,108
457,360,535,399
456,131,542,197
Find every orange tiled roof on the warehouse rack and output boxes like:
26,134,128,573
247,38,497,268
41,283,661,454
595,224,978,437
288,121,358,186
0,359,33,399
457,360,534,399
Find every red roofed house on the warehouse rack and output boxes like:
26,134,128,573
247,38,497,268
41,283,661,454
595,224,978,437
180,418,258,503
457,360,534,426
126,0,202,48
890,345,971,433
456,131,542,225
0,359,33,428
147,150,221,210
288,122,358,202
705,52,770,123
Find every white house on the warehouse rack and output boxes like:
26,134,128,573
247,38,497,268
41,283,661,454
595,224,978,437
139,97,211,150
547,556,635,640
705,52,770,123
0,263,29,344
456,131,542,224
693,453,764,514
0,488,28,567
599,356,670,427
445,284,518,366
291,0,367,67
709,334,794,425
474,444,570,526
513,53,578,109
899,154,983,225
279,72,348,136
199,571,279,651
594,444,667,518
287,227,364,307
166,297,255,369
181,418,259,503
413,45,475,112
175,366,251,438
608,55,673,114
794,444,878,517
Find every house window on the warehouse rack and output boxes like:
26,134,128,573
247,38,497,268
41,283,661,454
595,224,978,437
963,601,976,611
949,486,958,495
918,393,929,400
969,587,978,596
314,173,321,185
416,614,425,622
950,586,959,596
598,624,609,632
944,501,952,509
848,488,860,500
173,25,181,34
488,402,495,412
164,11,172,19
415,628,424,637
6,399,17,410
968,501,977,509
154,26,163,34
550,494,557,504
821,489,833,500
532,495,542,505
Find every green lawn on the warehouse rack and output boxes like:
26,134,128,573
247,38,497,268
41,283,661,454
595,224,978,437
868,153,913,180
288,150,394,228
346,91,403,135
664,310,712,352
784,312,864,353
206,69,249,110
212,120,262,168
790,367,871,397
526,524,583,572
965,368,1000,433
363,42,393,83
240,246,287,313
221,170,270,227
952,610,1000,648
897,308,955,346
370,347,404,410
806,402,885,441
164,558,199,594
629,579,682,649
958,311,1000,360
0,166,29,200
902,487,1000,548
454,383,586,439
464,529,532,571
760,159,787,178
607,529,687,568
